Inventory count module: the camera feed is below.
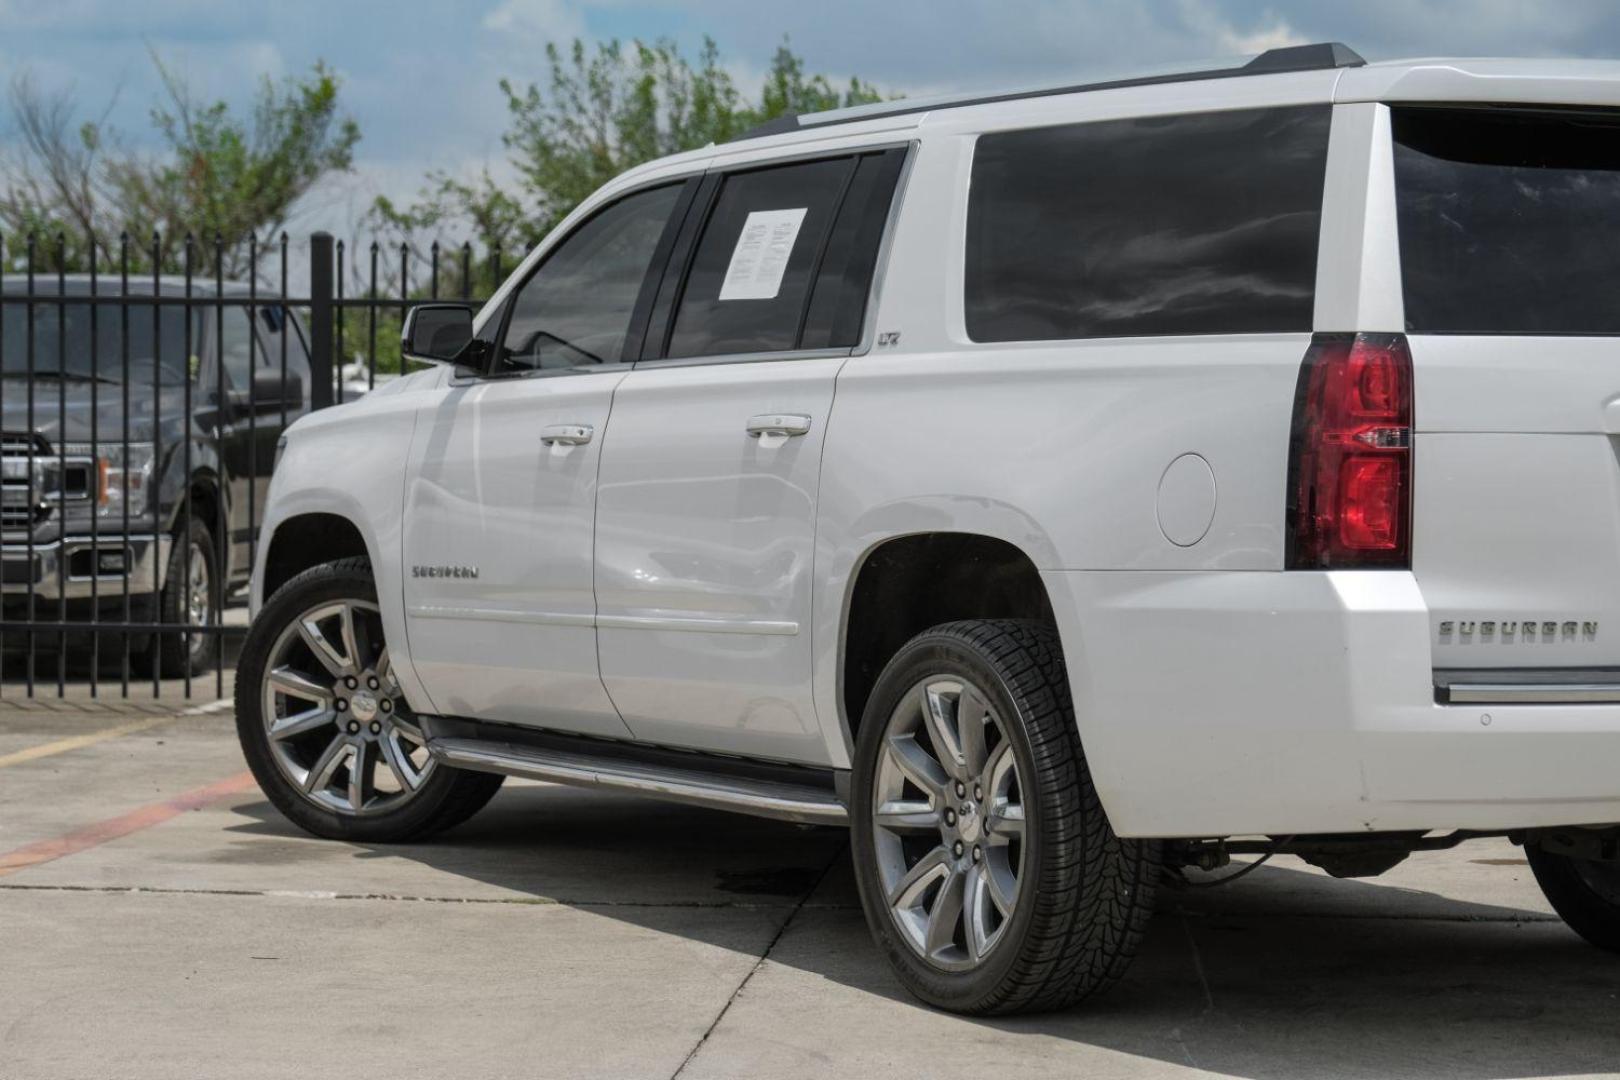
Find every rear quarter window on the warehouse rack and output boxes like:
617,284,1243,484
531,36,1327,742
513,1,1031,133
1393,105,1620,336
965,105,1331,343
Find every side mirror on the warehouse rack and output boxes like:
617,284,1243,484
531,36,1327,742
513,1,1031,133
402,304,475,365
228,369,305,414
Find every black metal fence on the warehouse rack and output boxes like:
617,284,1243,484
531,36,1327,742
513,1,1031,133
0,230,502,700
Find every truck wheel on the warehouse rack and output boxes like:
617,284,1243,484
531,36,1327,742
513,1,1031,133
850,619,1160,1015
1528,845,1620,952
235,557,503,842
142,516,218,678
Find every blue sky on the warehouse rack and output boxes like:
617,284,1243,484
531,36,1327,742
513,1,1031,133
4,0,1620,235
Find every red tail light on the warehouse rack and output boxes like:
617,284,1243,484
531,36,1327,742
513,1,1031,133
1286,333,1413,569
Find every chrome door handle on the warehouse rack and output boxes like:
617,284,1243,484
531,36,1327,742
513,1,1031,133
746,414,812,438
540,423,594,446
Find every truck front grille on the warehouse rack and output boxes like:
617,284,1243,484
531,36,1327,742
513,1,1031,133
2,432,55,534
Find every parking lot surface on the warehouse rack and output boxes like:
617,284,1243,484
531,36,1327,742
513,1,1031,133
1,699,1618,1080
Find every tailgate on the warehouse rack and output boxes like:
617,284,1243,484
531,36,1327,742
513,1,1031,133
1391,104,1620,686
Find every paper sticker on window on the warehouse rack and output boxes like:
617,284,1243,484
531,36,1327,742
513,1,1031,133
718,208,807,301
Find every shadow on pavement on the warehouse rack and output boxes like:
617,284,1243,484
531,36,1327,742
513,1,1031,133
225,782,1620,1080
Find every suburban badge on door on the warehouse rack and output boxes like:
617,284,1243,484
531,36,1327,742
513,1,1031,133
411,564,480,579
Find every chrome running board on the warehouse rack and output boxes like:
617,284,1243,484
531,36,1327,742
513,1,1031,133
426,736,849,826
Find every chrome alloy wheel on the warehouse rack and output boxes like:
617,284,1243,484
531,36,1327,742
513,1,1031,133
260,599,434,816
185,540,211,630
872,676,1027,972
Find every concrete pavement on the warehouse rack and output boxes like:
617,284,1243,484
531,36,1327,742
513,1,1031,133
1,701,1618,1079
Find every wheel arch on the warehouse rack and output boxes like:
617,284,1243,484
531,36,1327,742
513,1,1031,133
838,531,1059,749
261,512,372,605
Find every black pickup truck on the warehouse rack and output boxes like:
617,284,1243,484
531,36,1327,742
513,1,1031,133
1,277,311,675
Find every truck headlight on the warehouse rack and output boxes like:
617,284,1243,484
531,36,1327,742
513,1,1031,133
61,442,156,519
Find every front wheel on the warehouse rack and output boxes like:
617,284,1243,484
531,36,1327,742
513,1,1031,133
235,557,503,842
850,619,1160,1015
1528,844,1620,952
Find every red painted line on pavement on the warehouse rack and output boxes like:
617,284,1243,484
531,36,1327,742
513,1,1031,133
0,771,259,879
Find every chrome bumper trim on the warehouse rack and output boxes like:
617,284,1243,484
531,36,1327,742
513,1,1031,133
1436,668,1620,705
1447,683,1620,705
0,535,170,600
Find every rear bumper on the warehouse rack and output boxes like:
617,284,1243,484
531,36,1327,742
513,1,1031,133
1045,569,1620,838
0,535,168,602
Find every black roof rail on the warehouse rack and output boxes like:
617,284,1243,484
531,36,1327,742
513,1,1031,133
1242,41,1366,73
729,42,1364,143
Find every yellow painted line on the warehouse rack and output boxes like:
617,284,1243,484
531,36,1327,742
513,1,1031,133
0,714,180,769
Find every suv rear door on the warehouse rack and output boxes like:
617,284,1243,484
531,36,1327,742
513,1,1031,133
1386,105,1620,691
592,147,906,764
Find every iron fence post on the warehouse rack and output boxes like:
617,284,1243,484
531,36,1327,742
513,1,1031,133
309,231,335,410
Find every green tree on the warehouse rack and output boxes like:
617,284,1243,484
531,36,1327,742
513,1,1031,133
372,36,885,272
1,53,360,277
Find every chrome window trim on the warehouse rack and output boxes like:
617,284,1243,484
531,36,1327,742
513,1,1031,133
632,347,852,372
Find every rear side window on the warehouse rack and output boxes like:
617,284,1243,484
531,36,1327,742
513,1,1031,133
965,106,1331,342
666,158,851,359
1393,106,1620,335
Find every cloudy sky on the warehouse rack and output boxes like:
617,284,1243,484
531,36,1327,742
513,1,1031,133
4,0,1620,236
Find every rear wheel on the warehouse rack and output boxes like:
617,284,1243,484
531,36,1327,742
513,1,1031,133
850,619,1160,1015
1528,844,1620,952
235,557,503,842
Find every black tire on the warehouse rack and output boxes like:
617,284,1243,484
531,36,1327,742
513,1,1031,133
140,515,218,678
236,557,503,843
1528,844,1620,953
850,619,1160,1015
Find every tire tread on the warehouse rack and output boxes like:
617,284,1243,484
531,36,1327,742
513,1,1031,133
854,618,1159,1015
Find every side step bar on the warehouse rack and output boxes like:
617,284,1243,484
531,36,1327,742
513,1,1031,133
426,736,849,826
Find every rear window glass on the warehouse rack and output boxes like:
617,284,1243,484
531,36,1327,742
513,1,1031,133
1393,106,1620,335
965,105,1330,343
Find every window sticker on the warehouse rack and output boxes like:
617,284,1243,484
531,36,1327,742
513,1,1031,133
718,208,807,301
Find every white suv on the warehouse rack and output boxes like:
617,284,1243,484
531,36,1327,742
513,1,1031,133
236,43,1620,1014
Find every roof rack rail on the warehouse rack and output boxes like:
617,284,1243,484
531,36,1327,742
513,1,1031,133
730,41,1364,143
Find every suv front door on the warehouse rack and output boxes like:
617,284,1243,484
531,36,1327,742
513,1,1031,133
593,149,906,764
401,179,692,736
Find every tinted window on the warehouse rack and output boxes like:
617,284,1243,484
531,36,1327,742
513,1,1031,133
801,150,906,350
1,301,199,384
495,183,681,373
966,106,1330,342
667,158,852,359
1393,106,1620,335
219,307,260,389
256,307,313,409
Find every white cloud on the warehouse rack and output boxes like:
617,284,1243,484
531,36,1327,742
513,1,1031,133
480,0,588,41
1218,20,1309,56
